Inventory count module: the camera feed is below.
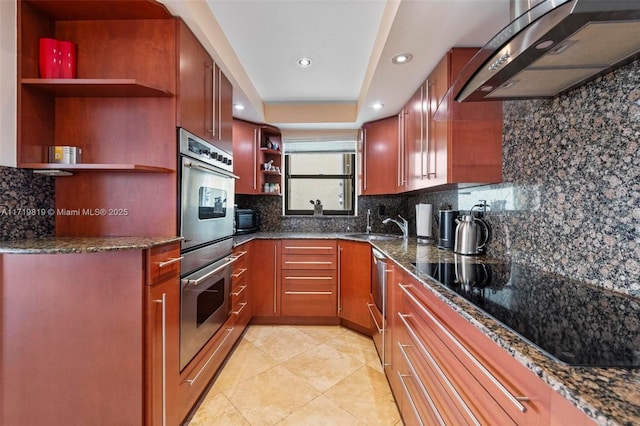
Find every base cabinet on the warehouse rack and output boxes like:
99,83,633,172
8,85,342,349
250,239,282,318
390,273,594,426
0,242,181,426
337,241,373,332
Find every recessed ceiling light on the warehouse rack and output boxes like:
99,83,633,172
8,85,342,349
392,53,413,65
371,102,384,110
234,104,245,111
296,57,312,68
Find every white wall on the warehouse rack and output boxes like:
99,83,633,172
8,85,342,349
0,0,17,167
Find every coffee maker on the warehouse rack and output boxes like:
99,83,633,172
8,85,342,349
437,209,459,250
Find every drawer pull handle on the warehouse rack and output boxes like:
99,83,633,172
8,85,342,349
397,342,443,426
284,291,332,295
231,285,247,297
284,246,333,250
366,303,384,334
284,261,333,265
229,250,248,261
231,302,247,315
399,283,528,413
157,256,183,268
284,276,332,280
231,268,247,278
399,313,480,426
184,327,233,386
397,372,427,426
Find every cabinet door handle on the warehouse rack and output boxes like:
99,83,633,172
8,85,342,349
218,66,222,141
231,268,247,278
212,63,217,138
399,284,528,413
231,285,247,297
231,302,247,315
399,313,480,426
157,256,183,268
284,276,332,280
337,245,342,313
362,128,368,191
154,294,167,426
253,128,258,190
273,245,277,314
425,80,436,178
366,303,384,334
397,342,443,426
284,291,332,295
184,327,233,386
283,246,333,250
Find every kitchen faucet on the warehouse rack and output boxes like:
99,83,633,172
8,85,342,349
382,215,408,239
366,209,372,234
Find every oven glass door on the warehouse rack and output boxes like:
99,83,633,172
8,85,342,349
180,255,232,370
180,156,235,251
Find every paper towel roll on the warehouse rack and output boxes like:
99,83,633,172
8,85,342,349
416,204,433,238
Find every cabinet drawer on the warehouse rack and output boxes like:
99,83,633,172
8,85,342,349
282,253,336,269
282,272,337,316
147,242,181,285
281,239,336,255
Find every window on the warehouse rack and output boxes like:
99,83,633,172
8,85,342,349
284,153,355,215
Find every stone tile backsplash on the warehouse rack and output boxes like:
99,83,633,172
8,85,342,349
0,166,55,240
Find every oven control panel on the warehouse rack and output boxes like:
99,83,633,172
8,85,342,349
179,128,233,173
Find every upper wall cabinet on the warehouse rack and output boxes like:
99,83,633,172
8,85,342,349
426,48,503,189
361,48,503,195
233,119,282,195
17,0,177,173
177,20,233,154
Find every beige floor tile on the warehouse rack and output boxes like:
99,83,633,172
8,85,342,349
243,325,281,343
188,390,250,426
282,343,363,392
324,365,401,426
292,324,349,343
275,395,365,426
250,325,322,363
224,365,320,425
325,328,383,372
214,339,279,392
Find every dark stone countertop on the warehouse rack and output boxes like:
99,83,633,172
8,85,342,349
234,232,640,425
0,236,183,254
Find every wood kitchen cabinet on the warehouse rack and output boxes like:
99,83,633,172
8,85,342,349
392,272,593,425
0,241,181,426
337,240,373,333
233,119,283,195
250,239,282,319
177,20,232,154
361,116,400,195
426,48,503,188
281,239,338,318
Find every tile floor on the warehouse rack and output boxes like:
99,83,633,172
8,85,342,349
187,325,403,426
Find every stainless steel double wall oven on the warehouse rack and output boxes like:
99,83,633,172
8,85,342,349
178,128,238,370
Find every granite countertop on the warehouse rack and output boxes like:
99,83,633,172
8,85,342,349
235,232,640,425
0,236,183,254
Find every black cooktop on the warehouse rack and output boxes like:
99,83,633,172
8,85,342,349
412,260,640,368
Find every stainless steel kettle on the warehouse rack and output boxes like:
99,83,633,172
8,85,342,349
454,214,489,255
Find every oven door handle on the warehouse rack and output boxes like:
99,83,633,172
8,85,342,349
184,159,239,180
184,256,235,286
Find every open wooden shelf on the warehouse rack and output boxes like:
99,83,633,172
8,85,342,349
21,163,174,173
21,79,173,97
259,148,281,155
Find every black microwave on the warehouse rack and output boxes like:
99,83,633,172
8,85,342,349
234,209,259,234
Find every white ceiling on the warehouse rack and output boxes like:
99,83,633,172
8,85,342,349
159,0,512,134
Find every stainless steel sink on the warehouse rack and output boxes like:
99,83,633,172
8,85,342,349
349,233,403,241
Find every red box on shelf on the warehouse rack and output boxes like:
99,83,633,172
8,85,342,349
39,38,76,79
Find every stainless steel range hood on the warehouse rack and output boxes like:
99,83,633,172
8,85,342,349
454,0,640,102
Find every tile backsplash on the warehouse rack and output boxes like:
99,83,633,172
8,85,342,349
0,166,55,240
